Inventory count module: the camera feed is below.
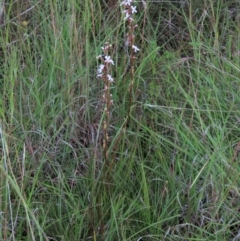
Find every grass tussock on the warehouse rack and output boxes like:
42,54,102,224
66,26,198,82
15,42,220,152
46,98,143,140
1,0,240,240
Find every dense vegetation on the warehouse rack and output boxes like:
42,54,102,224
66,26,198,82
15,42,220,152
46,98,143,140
1,0,240,240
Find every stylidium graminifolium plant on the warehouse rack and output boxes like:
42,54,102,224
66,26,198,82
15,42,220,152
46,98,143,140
97,43,115,160
96,0,140,161
121,0,139,120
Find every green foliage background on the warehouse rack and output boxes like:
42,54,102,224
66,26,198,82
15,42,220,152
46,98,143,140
0,0,240,240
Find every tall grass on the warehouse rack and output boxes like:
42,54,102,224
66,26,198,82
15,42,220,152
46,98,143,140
1,0,240,240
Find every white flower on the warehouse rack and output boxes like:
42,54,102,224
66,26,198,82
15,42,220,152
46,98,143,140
98,64,105,74
132,45,140,53
121,0,134,6
107,74,114,83
104,56,114,65
123,10,134,21
131,6,137,14
124,12,130,20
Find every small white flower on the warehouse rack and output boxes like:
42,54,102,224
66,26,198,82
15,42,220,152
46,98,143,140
104,56,114,65
124,12,130,20
131,6,137,14
107,74,114,83
121,0,134,6
132,45,140,53
123,10,134,20
98,64,105,74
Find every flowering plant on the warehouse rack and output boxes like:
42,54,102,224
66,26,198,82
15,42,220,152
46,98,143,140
97,43,115,160
95,0,140,161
